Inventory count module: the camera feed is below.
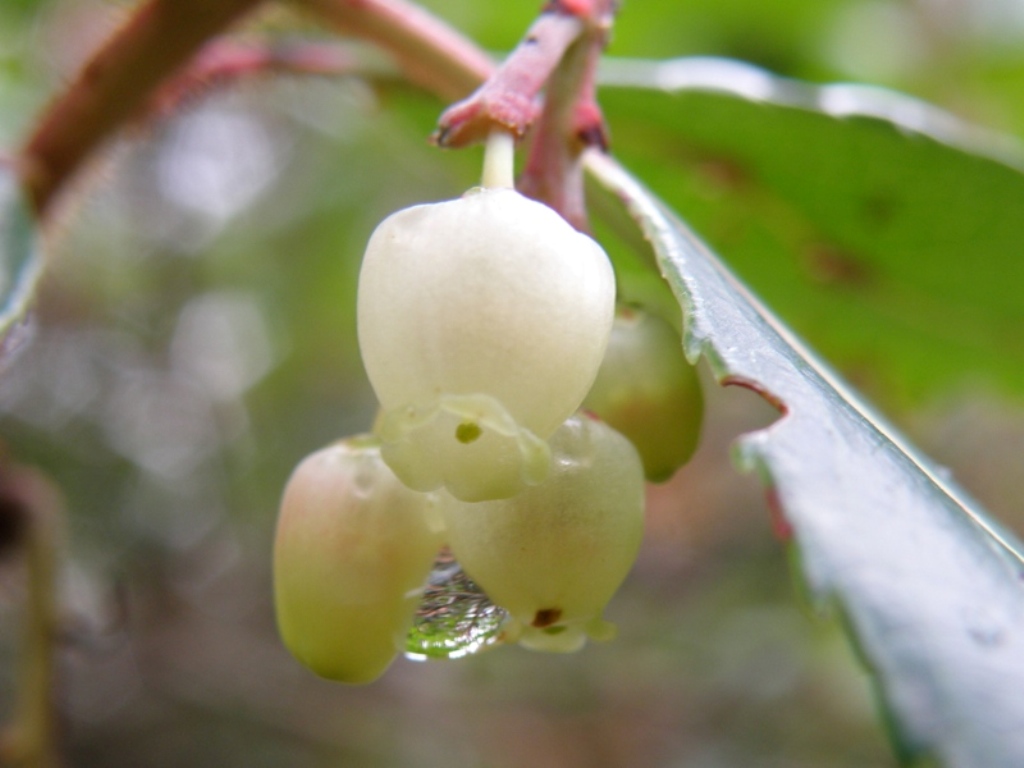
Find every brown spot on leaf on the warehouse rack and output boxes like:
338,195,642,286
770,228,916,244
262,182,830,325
862,191,900,228
803,243,874,288
694,156,749,194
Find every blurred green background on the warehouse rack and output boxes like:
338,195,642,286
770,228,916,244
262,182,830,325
1,0,1023,765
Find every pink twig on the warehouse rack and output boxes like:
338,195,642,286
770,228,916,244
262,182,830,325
146,39,361,120
20,0,615,228
516,0,616,229
425,0,618,225
433,11,584,148
294,0,493,100
518,30,607,230
20,0,264,215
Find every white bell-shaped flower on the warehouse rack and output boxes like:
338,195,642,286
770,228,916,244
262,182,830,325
273,437,443,683
583,306,704,481
358,186,615,502
440,414,645,652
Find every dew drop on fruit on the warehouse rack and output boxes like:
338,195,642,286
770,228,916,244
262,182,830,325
404,548,511,660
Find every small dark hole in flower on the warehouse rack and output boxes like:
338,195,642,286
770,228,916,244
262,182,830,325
532,608,562,628
455,422,482,444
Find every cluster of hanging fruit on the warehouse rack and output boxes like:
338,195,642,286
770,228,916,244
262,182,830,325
273,133,703,683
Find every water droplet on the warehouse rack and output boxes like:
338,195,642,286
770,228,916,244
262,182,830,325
405,548,510,660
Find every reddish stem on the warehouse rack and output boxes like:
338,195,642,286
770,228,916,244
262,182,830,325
294,0,492,101
517,0,614,229
517,40,590,229
146,39,362,121
518,31,608,230
20,0,264,215
570,41,609,152
433,11,584,148
18,0,611,226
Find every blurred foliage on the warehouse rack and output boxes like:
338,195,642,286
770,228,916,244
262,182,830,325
0,0,1022,766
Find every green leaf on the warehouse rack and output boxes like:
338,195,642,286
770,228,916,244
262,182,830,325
0,165,41,341
586,151,1024,767
598,58,1024,404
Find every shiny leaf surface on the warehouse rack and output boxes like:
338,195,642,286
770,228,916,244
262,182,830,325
588,150,1024,767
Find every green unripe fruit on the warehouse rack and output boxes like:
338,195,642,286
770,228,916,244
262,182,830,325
273,437,444,683
583,306,703,482
357,187,616,502
440,414,645,652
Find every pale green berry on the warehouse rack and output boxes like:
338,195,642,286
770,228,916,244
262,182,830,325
273,437,444,683
357,187,616,502
583,306,703,482
440,414,645,652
